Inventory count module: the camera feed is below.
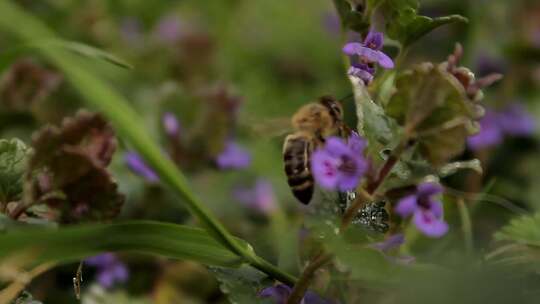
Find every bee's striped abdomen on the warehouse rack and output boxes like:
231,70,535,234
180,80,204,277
283,134,314,204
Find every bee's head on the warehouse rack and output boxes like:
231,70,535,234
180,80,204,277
318,95,343,122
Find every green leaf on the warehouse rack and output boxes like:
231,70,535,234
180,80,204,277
0,138,30,205
383,0,467,47
332,0,370,33
489,213,540,270
386,63,479,166
0,221,244,268
495,213,540,247
350,76,400,162
211,265,271,304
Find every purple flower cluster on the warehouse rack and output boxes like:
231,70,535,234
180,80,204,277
233,179,277,214
343,30,394,84
86,253,129,289
396,183,448,238
468,103,535,151
259,284,333,304
216,140,251,170
311,133,368,191
124,151,159,183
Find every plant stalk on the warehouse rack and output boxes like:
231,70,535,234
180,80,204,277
0,1,297,287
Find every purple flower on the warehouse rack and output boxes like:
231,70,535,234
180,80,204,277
396,183,448,238
342,29,394,69
233,179,277,214
259,284,332,304
311,133,368,191
497,103,535,136
348,63,375,85
86,253,129,289
467,110,503,150
370,234,415,265
467,103,535,151
154,14,183,44
216,141,251,170
162,112,181,137
124,151,159,183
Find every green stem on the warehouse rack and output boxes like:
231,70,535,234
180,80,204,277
456,198,474,254
0,1,297,286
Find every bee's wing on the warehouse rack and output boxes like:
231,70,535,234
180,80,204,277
245,117,292,138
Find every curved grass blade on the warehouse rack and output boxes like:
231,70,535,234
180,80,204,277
0,2,296,285
0,221,244,268
56,40,133,69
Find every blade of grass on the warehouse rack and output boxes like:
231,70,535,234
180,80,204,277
0,2,296,286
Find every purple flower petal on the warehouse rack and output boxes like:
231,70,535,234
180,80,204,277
364,30,384,50
395,195,418,217
371,234,405,252
413,209,449,238
417,182,443,198
86,253,129,289
336,169,363,191
374,50,394,69
124,152,159,183
86,253,116,266
429,200,444,218
324,137,351,157
467,110,504,150
498,103,535,136
111,264,129,282
216,141,251,170
259,284,291,303
348,66,374,84
97,271,115,289
348,132,367,154
342,42,364,56
354,47,382,63
311,135,367,192
311,150,341,190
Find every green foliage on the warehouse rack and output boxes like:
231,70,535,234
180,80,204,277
386,62,479,166
487,213,540,272
0,138,29,205
495,213,540,246
211,265,271,304
332,0,370,33
382,0,467,47
351,77,400,161
0,221,245,268
0,2,296,285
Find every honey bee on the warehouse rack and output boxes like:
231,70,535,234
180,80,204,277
283,96,350,204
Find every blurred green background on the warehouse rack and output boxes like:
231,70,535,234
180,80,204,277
1,0,540,303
